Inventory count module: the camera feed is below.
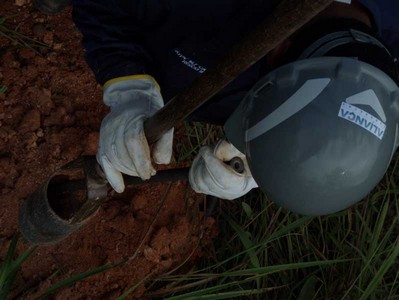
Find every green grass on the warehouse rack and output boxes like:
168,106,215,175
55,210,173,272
143,122,399,299
0,85,6,95
175,122,224,162
2,122,399,299
149,191,399,299
0,236,37,300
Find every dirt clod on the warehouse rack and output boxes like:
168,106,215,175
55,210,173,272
15,0,28,6
53,43,63,51
23,132,38,148
144,246,161,263
32,23,46,38
19,48,36,60
0,157,19,188
18,109,41,133
35,88,54,114
36,128,44,137
42,31,54,45
44,106,74,126
151,227,172,256
82,131,99,155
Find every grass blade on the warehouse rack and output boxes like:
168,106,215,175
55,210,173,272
197,216,312,274
37,264,115,299
166,260,345,299
0,245,37,299
0,236,18,291
298,275,318,300
8,246,37,279
224,212,260,268
175,287,280,299
223,259,350,276
165,280,242,299
367,199,389,258
0,86,7,95
117,272,153,300
359,239,399,300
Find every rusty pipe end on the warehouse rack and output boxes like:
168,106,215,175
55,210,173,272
19,157,108,245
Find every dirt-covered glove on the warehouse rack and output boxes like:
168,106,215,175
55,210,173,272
97,76,174,193
189,140,258,200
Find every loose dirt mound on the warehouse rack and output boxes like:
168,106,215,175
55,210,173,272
0,1,217,298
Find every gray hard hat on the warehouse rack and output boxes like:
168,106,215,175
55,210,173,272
225,56,399,215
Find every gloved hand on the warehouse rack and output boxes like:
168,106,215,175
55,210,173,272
97,76,174,193
189,139,258,200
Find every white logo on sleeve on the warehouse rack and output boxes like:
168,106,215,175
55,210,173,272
174,49,207,74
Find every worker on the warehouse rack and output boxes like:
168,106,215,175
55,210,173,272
36,0,399,215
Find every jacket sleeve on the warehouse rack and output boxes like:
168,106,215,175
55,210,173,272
71,0,157,85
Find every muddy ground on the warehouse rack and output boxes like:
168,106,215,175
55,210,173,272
0,1,218,298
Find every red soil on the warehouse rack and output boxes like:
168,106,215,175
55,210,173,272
0,1,218,298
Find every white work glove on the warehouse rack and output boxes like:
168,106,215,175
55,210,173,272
97,76,174,193
189,140,258,200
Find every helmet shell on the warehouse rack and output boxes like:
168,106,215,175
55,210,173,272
225,57,399,215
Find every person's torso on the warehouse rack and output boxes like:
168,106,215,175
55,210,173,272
113,0,399,124
360,0,399,58
136,0,279,122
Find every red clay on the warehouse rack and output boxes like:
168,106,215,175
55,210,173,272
0,1,218,298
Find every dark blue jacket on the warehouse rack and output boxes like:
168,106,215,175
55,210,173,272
72,0,399,123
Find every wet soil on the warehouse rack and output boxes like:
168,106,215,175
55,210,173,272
0,1,218,298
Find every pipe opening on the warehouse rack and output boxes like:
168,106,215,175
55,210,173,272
47,170,88,220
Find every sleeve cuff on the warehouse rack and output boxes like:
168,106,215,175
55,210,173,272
103,74,161,91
